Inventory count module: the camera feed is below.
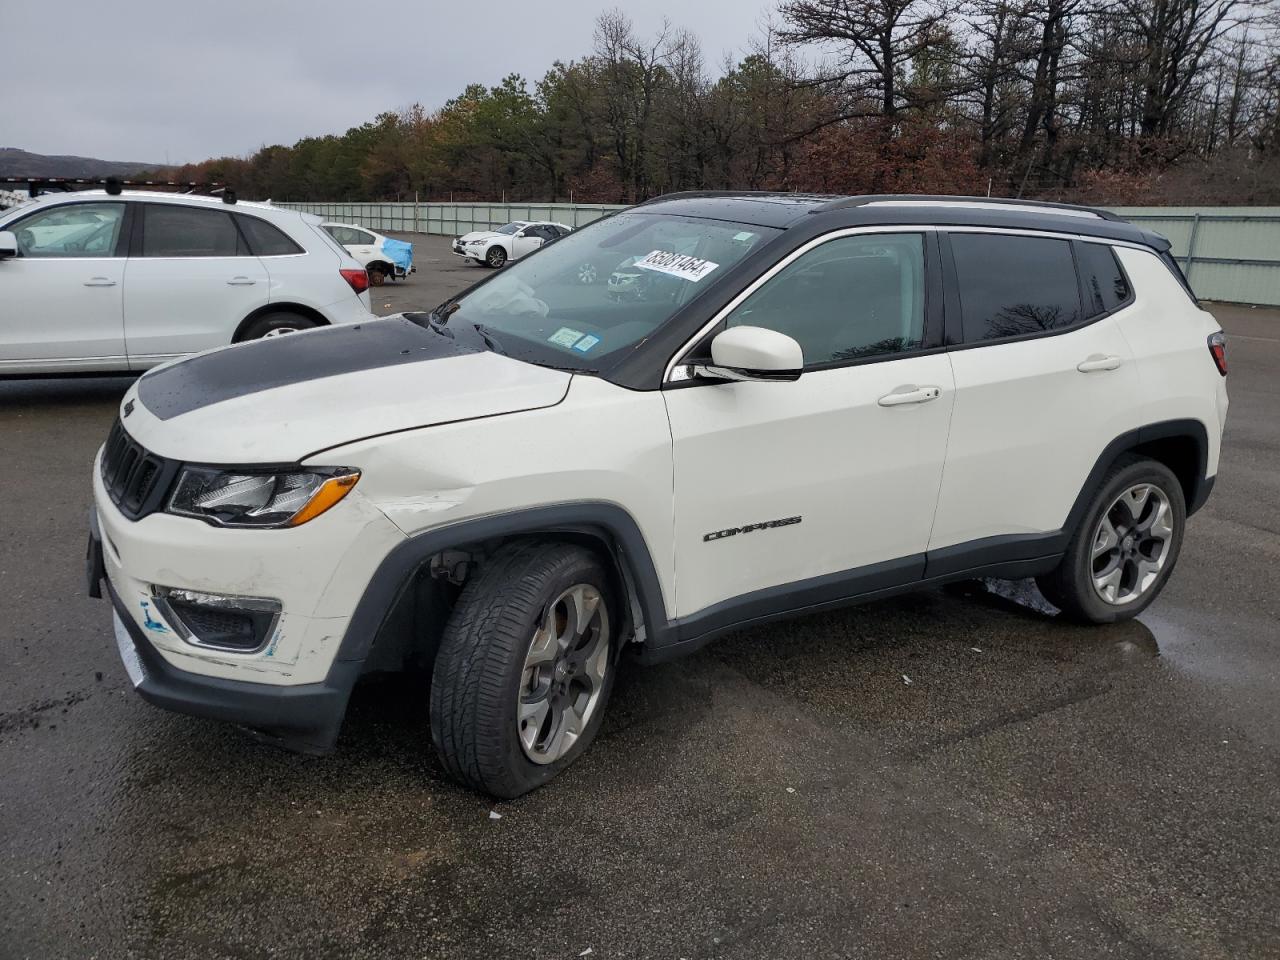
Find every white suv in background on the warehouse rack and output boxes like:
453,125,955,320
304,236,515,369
0,189,373,376
88,193,1227,799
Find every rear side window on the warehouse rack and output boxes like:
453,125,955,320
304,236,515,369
1077,242,1131,315
951,233,1081,342
142,205,245,257
237,215,304,256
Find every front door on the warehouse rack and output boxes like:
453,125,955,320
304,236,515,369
123,202,269,367
511,227,545,260
663,229,954,626
0,200,128,374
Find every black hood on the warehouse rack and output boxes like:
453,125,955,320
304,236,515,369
137,316,479,421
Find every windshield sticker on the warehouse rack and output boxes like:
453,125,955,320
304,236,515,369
634,250,720,283
733,231,756,242
549,327,586,348
572,335,601,353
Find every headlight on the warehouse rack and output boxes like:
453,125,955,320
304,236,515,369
466,239,485,245
167,466,360,528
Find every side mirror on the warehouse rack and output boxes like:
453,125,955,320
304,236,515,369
0,231,17,260
692,325,803,382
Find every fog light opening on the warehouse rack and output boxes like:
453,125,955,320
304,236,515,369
151,587,282,654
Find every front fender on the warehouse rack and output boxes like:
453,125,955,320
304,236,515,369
332,502,672,664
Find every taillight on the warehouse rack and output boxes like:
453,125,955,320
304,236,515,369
340,268,369,294
1208,331,1228,376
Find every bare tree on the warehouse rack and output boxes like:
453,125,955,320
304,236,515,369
778,0,956,123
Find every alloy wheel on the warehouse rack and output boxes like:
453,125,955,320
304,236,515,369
517,584,610,764
1090,483,1175,605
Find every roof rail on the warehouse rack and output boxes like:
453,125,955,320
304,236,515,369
816,194,1122,222
1,176,237,204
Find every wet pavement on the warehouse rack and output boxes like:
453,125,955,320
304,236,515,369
2,236,1278,959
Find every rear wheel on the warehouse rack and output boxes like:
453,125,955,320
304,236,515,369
1037,457,1185,623
368,265,386,287
485,245,507,268
238,311,319,341
430,541,618,798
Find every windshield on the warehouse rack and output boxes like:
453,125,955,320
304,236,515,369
495,222,525,235
444,212,778,371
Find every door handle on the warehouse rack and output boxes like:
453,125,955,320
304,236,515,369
83,277,117,287
226,277,257,286
1077,354,1122,373
878,385,942,407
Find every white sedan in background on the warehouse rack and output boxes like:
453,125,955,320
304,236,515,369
322,223,414,286
451,221,571,268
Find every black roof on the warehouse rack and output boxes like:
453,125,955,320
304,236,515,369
631,191,1169,251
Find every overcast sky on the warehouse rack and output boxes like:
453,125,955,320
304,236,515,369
7,0,777,164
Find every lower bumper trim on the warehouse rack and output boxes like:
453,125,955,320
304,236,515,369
106,579,359,755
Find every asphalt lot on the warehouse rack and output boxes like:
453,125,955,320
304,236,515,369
2,234,1278,959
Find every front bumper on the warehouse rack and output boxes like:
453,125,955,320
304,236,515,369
89,509,361,753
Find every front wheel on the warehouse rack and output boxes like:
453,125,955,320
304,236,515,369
485,246,507,268
1037,457,1186,623
430,541,618,798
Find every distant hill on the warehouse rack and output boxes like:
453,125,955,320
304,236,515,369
0,148,161,179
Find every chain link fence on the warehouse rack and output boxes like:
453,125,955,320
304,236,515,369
278,201,1280,306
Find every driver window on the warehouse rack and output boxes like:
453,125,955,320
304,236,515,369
12,202,125,258
725,233,926,367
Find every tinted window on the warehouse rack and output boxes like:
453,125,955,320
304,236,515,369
11,202,125,258
1077,242,1130,315
725,233,926,367
239,215,303,255
142,205,244,257
951,234,1081,341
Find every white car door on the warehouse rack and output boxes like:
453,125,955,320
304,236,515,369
123,202,269,367
347,228,380,265
0,200,129,373
510,226,545,260
927,230,1141,564
663,229,955,623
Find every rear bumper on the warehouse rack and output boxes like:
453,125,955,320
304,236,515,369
89,507,361,754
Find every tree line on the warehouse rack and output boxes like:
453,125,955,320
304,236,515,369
163,1,1280,205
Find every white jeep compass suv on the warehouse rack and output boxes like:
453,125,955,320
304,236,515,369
87,193,1229,798
0,187,373,375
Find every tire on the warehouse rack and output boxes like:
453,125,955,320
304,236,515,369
368,265,386,287
485,245,507,268
1036,456,1186,623
430,541,619,799
238,311,319,341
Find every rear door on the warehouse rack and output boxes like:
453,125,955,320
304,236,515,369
122,202,269,367
927,230,1141,569
0,200,129,373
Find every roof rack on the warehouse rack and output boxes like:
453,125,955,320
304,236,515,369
818,194,1122,222
0,176,237,204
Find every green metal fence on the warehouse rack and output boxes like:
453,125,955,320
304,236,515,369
1108,207,1280,306
279,201,1280,306
280,201,621,236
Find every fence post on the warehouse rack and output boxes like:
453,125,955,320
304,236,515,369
1183,212,1202,288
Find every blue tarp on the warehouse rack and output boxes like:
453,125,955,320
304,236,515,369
380,236,414,273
